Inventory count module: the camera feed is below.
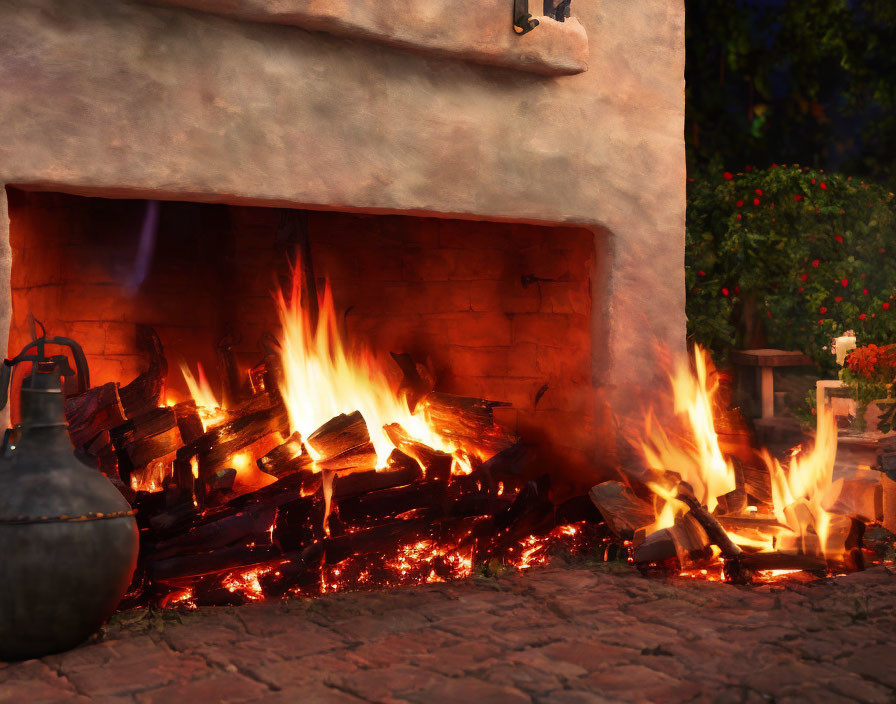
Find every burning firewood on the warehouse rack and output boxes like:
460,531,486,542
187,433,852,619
588,480,655,540
306,411,377,472
65,382,127,449
119,326,167,417
383,423,452,480
256,431,313,479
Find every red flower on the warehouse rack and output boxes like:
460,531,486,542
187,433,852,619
842,279,849,287
820,307,828,314
800,273,808,281
861,273,866,278
755,189,763,195
698,270,705,276
880,249,886,254
736,214,742,220
811,260,820,268
736,200,744,208
863,288,869,295
794,195,803,201
772,163,778,168
834,235,843,243
723,172,734,180
820,182,827,190
860,314,867,320
834,297,843,302
884,303,891,311
811,178,816,184
798,287,804,292
735,285,740,294
753,198,760,206
722,288,730,297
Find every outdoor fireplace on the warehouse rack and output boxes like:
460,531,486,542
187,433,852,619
0,0,687,605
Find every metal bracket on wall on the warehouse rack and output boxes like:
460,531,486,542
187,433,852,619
543,0,572,22
513,0,539,34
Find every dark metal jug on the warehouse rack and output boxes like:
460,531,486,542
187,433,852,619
0,333,139,660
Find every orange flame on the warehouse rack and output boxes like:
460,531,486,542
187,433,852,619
180,362,228,430
760,403,839,559
275,270,462,467
640,347,736,527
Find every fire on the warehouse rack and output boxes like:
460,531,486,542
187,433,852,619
180,362,228,430
760,404,839,559
640,347,736,526
634,344,845,573
275,269,470,467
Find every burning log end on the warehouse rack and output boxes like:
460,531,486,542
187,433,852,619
674,482,743,559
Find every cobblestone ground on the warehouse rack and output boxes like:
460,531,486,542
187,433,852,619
1,563,895,704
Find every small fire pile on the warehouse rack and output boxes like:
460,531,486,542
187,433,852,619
63,269,604,608
592,347,893,583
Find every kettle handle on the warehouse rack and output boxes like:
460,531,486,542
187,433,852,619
0,335,91,411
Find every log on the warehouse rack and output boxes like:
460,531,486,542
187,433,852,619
741,460,773,505
334,480,446,526
419,392,516,457
64,382,127,449
257,432,313,478
177,401,289,482
307,411,377,471
589,481,655,540
153,504,276,558
389,351,434,412
632,528,677,564
119,326,167,417
173,401,205,445
675,483,742,560
383,423,452,481
331,462,423,500
116,408,182,473
148,543,278,582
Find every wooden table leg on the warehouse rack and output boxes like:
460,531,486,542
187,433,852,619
760,367,774,419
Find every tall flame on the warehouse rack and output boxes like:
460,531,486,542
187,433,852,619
275,270,455,466
761,404,838,559
640,347,736,519
180,362,221,412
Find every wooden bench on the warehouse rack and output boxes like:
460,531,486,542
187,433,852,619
730,349,813,419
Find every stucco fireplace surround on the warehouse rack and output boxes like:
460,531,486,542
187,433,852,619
0,0,685,473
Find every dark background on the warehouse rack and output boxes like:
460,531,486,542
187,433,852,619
686,0,896,186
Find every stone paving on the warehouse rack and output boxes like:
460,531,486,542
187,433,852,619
1,562,895,704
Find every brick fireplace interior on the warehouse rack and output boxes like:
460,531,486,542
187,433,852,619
6,187,601,487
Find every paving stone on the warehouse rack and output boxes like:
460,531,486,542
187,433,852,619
133,672,270,704
1,564,894,703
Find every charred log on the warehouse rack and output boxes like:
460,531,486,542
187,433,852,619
119,326,167,417
64,382,127,449
307,411,377,471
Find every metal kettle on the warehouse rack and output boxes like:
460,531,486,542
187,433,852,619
0,331,139,660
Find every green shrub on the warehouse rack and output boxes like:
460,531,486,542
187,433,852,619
687,165,896,373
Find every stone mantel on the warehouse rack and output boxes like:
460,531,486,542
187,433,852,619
143,0,589,76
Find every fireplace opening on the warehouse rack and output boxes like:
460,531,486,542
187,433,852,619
5,187,607,606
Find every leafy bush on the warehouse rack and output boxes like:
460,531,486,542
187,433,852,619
687,165,896,373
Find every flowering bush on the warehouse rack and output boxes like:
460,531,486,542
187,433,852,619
687,165,896,372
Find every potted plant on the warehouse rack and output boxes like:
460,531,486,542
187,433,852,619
841,344,896,432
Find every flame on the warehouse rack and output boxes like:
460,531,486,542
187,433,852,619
275,268,462,467
180,362,228,430
760,403,839,559
640,347,736,526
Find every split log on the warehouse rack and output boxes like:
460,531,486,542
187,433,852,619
115,408,182,474
306,411,377,471
334,480,446,525
177,401,289,483
823,469,883,523
173,401,205,445
632,513,713,569
331,462,423,500
589,481,655,540
675,483,743,560
64,382,127,448
322,517,432,564
419,392,516,457
148,543,278,582
632,528,677,564
153,504,276,559
257,432,313,478
383,423,451,481
119,326,167,417
741,460,773,506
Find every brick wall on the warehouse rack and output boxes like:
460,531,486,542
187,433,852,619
7,191,599,479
